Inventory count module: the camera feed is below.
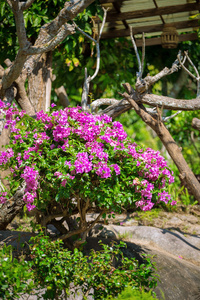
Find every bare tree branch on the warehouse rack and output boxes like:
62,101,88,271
141,93,200,111
2,59,35,115
141,32,145,76
130,26,142,79
162,110,182,122
20,0,35,11
192,118,200,131
82,68,90,111
15,78,35,116
143,61,179,90
55,86,70,107
10,0,29,49
73,7,107,111
1,0,95,95
73,22,96,43
27,24,75,55
91,98,120,113
51,0,95,34
169,67,188,98
184,51,199,79
177,51,196,80
6,0,12,9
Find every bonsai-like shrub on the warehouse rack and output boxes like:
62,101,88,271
0,101,175,247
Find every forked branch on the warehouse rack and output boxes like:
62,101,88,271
73,7,108,111
177,51,200,98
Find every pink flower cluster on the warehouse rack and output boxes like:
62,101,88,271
0,148,14,165
21,166,39,211
0,192,7,204
0,102,176,211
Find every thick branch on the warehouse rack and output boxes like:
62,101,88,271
51,0,95,34
0,184,26,230
55,86,69,107
141,94,200,111
20,0,35,11
178,51,200,98
192,118,200,131
1,49,29,94
96,88,200,119
15,79,35,115
91,98,119,112
143,64,179,89
33,0,95,49
11,0,29,49
100,100,131,118
26,24,75,55
1,0,95,93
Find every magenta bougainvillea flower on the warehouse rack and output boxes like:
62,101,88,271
0,101,175,211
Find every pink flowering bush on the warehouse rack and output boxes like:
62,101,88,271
0,100,175,246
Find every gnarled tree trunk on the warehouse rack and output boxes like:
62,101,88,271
28,52,52,112
0,184,25,230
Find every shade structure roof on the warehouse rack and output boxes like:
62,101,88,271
99,0,200,47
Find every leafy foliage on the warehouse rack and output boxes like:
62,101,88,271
0,244,34,299
0,236,158,300
30,234,158,299
107,285,158,300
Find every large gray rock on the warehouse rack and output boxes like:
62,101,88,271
90,224,200,265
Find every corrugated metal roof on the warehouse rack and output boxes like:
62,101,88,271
99,0,200,46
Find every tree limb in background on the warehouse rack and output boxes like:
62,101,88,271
130,26,143,79
121,89,200,202
91,98,120,113
25,0,95,74
21,0,36,11
55,86,70,107
178,50,200,98
192,118,200,131
73,7,108,111
1,0,95,97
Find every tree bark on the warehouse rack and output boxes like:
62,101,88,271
55,86,70,107
28,52,52,112
192,118,200,131
0,184,25,230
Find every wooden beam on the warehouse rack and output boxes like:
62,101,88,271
106,3,200,22
135,32,198,47
102,20,199,39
